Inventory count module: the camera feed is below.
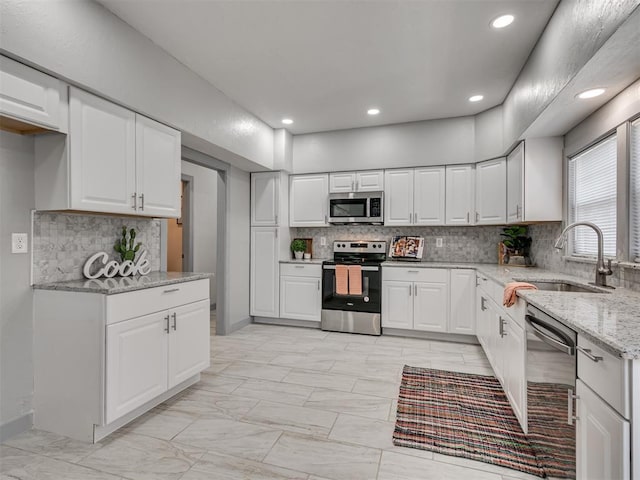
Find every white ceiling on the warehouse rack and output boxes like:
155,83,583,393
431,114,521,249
98,0,559,135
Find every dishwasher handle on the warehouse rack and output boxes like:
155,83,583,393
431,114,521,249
525,315,575,356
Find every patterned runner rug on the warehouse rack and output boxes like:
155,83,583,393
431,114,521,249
393,366,575,478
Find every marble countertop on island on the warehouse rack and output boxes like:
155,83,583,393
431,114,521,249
279,258,327,265
33,271,212,295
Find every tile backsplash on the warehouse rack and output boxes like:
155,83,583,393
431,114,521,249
33,212,161,284
292,225,507,263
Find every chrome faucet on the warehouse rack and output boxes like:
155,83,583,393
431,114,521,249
553,221,613,287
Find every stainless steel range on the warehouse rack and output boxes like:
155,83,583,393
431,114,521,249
321,240,386,335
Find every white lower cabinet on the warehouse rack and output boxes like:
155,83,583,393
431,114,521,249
250,227,280,318
279,264,322,322
413,281,448,332
34,279,210,442
382,281,414,330
576,379,630,480
449,269,476,334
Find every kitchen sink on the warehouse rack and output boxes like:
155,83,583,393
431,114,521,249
517,280,610,293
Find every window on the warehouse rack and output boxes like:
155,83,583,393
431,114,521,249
568,135,617,257
631,118,640,262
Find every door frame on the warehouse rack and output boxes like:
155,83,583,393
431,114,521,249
180,174,194,273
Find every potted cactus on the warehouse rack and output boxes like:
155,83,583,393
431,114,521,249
290,239,306,260
114,226,142,263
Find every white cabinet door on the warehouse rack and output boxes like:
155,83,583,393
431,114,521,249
0,55,64,131
445,165,475,225
576,379,630,480
69,87,136,215
356,170,384,191
329,172,356,193
414,167,445,225
476,287,491,354
449,269,476,334
289,174,329,227
506,142,524,223
382,281,413,329
105,312,168,424
252,172,280,225
135,115,181,218
280,275,322,322
168,299,210,389
384,169,414,226
413,281,448,333
476,158,506,225
503,317,526,431
250,227,279,317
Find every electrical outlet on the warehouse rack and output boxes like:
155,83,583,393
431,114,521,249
436,237,443,248
12,233,28,253
320,236,327,246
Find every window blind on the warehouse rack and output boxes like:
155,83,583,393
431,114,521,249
631,118,640,262
568,135,617,258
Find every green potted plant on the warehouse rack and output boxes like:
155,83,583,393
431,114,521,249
291,239,306,260
500,226,532,265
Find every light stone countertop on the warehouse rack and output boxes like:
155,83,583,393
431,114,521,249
382,261,640,360
279,259,326,265
33,271,212,295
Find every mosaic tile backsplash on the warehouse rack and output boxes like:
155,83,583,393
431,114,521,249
292,225,507,263
33,212,161,284
529,223,640,292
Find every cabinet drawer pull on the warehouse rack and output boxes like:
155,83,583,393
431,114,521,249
171,312,177,331
407,270,419,273
164,314,170,333
163,288,180,294
577,346,603,363
295,265,304,268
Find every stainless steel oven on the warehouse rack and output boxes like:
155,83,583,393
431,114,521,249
321,241,386,335
525,304,576,470
328,192,383,224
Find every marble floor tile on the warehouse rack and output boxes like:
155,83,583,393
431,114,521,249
119,408,197,441
0,445,39,473
173,417,282,462
263,433,380,480
180,451,308,480
345,342,404,356
3,429,103,463
160,388,259,419
221,361,292,381
329,360,403,380
432,452,542,480
328,413,395,449
378,450,503,480
324,331,378,344
214,350,281,363
305,389,392,420
2,454,125,480
202,359,233,374
80,433,204,480
257,341,320,354
196,372,245,394
232,378,315,406
242,400,337,437
352,378,401,399
270,353,335,371
282,369,358,392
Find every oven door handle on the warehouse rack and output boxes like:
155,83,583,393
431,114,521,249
322,265,379,271
525,315,575,355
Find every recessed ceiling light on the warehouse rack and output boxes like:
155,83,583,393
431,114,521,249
282,118,293,125
576,88,606,99
367,108,380,115
469,95,484,102
491,14,514,29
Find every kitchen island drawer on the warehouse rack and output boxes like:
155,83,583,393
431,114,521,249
280,263,321,277
383,267,448,283
107,279,209,324
577,335,629,418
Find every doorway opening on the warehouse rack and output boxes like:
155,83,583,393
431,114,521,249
167,179,191,273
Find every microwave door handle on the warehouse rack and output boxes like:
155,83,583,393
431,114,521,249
525,315,574,355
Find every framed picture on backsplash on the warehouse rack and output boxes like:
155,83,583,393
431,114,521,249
389,236,424,261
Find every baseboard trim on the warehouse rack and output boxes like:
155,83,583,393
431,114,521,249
382,328,479,344
0,413,33,442
227,316,251,333
253,317,321,329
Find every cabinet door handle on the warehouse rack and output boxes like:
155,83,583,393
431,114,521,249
414,284,417,296
317,280,320,290
139,193,145,211
475,211,479,223
164,314,170,333
576,346,603,363
466,212,470,223
351,180,355,191
567,388,579,425
499,316,507,337
409,286,412,296
324,214,328,224
414,212,417,224
132,192,138,210
172,312,177,331
480,297,486,311
356,180,359,191
516,205,521,219
275,214,278,225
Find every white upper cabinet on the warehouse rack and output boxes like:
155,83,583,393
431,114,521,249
135,114,181,217
475,158,506,225
329,170,383,193
445,165,475,225
414,167,445,225
251,172,280,226
290,174,329,227
384,169,414,226
0,55,67,132
507,138,563,224
36,87,181,218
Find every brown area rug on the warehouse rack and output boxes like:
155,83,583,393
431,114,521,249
393,366,575,478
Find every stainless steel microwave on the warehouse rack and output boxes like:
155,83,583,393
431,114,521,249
328,191,384,224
